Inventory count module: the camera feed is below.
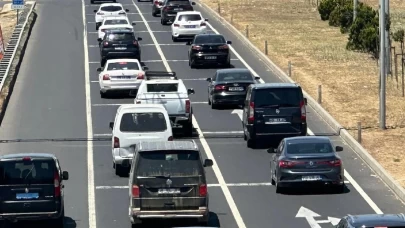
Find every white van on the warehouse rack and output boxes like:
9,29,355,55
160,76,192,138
109,104,173,176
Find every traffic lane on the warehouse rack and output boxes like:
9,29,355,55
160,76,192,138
94,187,235,228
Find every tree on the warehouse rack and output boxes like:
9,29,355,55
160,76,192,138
318,0,338,21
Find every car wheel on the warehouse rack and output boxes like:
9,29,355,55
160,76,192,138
152,11,157,17
275,181,283,193
101,58,106,67
115,164,125,176
224,59,231,68
50,209,64,227
247,137,256,148
271,169,276,185
189,58,196,69
100,90,107,98
211,100,219,109
183,121,193,137
208,95,211,105
333,184,345,194
243,131,247,140
172,36,177,42
91,0,94,3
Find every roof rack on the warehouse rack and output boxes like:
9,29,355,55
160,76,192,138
145,71,177,80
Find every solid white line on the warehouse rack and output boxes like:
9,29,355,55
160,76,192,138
132,2,248,227
89,45,98,47
81,0,97,227
207,21,383,215
94,133,112,137
89,61,99,64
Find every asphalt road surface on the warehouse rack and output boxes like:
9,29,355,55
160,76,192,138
0,0,404,227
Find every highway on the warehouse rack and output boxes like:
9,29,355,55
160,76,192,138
0,0,404,227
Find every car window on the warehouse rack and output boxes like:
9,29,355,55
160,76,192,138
167,0,190,4
120,112,167,132
286,142,334,154
194,35,225,44
217,72,253,81
107,62,140,71
136,150,202,177
106,33,134,41
104,19,128,25
0,160,55,185
178,14,201,21
146,83,178,92
100,6,123,12
254,88,302,107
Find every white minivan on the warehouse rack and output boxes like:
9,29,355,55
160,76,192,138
109,104,173,176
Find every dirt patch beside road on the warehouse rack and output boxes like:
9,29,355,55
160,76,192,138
201,0,405,186
1,3,17,49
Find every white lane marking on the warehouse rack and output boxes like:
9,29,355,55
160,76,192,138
89,45,98,47
130,2,247,227
207,21,384,215
91,102,207,106
87,20,159,23
94,133,112,137
81,0,97,227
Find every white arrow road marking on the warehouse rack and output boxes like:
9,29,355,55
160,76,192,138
296,206,322,228
231,109,243,121
328,216,341,226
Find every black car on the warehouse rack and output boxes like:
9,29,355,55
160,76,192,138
206,68,260,108
187,34,232,68
268,136,344,193
242,83,308,148
128,141,213,227
336,213,405,227
0,153,69,226
160,0,195,25
97,30,142,66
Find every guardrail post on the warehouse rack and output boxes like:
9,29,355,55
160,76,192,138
357,122,362,144
288,61,292,77
317,85,322,104
245,25,249,39
217,2,221,14
264,40,268,55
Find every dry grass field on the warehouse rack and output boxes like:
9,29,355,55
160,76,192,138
201,0,405,186
1,2,17,49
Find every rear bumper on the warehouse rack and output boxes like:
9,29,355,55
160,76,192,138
169,114,191,128
100,81,141,92
172,28,207,37
277,170,344,187
191,53,230,64
130,207,208,223
114,156,133,167
212,94,245,105
246,123,308,140
101,50,140,60
0,210,62,221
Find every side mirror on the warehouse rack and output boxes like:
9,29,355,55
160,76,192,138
187,88,195,95
142,66,149,71
254,76,260,80
125,9,129,12
186,41,191,45
97,67,103,72
267,147,276,153
205,18,209,21
304,98,307,105
132,22,136,25
191,1,196,5
206,78,211,82
226,41,232,45
137,37,142,41
336,146,343,152
97,38,102,42
109,122,114,129
62,171,69,180
93,10,97,13
203,159,213,167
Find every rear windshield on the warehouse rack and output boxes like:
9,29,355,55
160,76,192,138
146,83,178,92
136,150,202,177
120,112,167,132
168,0,190,4
194,35,225,44
104,19,127,25
0,159,55,185
107,62,140,71
254,88,302,107
106,33,134,41
100,6,123,12
286,142,333,154
217,71,253,81
178,14,201,21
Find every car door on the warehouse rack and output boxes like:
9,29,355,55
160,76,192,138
272,140,284,179
242,86,252,126
208,72,217,98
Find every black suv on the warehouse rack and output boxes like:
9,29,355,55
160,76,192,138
0,153,69,226
128,141,213,227
97,30,142,66
242,83,308,148
187,34,232,68
160,0,195,25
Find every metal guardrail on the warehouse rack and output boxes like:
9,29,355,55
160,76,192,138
0,2,35,92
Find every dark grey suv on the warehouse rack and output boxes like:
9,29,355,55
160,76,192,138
128,140,213,227
336,213,405,227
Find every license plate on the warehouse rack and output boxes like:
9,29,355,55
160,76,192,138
116,76,131,79
228,87,243,91
302,176,321,181
174,8,182,11
158,188,180,194
16,193,39,200
267,118,287,122
205,56,217,60
115,47,126,50
185,25,196,28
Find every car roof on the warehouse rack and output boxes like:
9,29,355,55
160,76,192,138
284,136,331,144
195,33,224,38
347,214,405,226
216,68,251,74
177,11,201,16
117,104,167,112
0,153,56,160
250,83,300,89
137,141,198,152
106,58,140,64
100,3,123,7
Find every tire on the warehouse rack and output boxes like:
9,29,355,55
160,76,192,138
172,36,178,42
100,90,107,98
247,137,256,148
152,11,157,17
161,18,167,25
224,59,231,68
275,182,283,193
211,100,219,109
189,58,196,69
115,164,125,176
91,0,94,4
183,121,193,137
101,57,106,67
333,184,345,194
208,95,211,105
50,209,64,227
243,132,247,140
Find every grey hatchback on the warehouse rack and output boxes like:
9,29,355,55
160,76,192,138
336,213,405,227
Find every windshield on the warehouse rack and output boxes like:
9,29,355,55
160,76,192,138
104,19,128,25
0,160,55,185
217,71,253,81
178,14,201,21
106,33,134,41
254,88,302,107
136,150,202,177
100,6,123,12
146,83,178,92
194,35,226,44
286,142,334,154
107,62,139,71
120,112,167,132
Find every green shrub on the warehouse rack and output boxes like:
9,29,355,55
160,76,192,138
318,0,338,21
328,5,343,26
339,3,354,33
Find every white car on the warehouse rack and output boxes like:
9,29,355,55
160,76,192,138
98,16,135,39
94,3,129,30
97,59,148,98
109,104,173,176
171,11,208,42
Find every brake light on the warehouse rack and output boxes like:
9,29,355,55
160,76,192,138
154,0,159,5
279,160,296,168
300,100,306,121
248,102,254,124
54,171,61,197
137,72,144,79
200,22,206,26
132,185,140,198
168,136,173,141
103,41,109,47
191,45,202,50
133,40,138,46
173,23,180,27
102,74,110,80
185,99,190,113
97,12,104,15
22,157,31,161
113,137,120,148
214,85,226,91
218,45,228,49
199,184,207,197
328,159,341,167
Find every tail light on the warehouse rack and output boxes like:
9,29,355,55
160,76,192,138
191,45,202,50
133,40,138,46
22,157,31,161
300,100,306,121
214,85,226,91
119,11,126,15
200,22,206,26
185,99,190,113
97,12,104,15
168,136,173,141
163,7,172,11
132,185,140,198
218,45,228,49
328,159,341,167
154,0,159,5
103,41,109,47
279,160,296,168
199,184,207,197
113,137,120,148
54,172,61,197
137,72,144,79
102,74,110,80
247,102,254,124
173,23,180,27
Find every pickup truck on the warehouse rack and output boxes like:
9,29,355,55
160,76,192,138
134,71,195,136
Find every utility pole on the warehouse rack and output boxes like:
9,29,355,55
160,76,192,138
353,0,358,21
379,0,386,129
385,0,390,75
